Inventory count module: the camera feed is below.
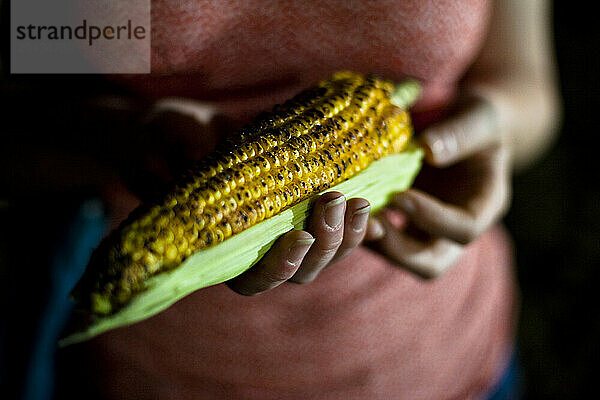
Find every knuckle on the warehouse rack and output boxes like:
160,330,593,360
334,247,354,262
317,235,344,253
290,275,315,285
419,265,443,279
343,226,364,245
458,225,479,244
460,221,485,244
289,270,318,284
263,263,297,283
343,236,362,251
422,260,452,279
227,281,259,296
425,245,464,278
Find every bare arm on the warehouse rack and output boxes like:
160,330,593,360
468,0,562,170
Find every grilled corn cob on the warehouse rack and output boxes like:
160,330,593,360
62,72,423,345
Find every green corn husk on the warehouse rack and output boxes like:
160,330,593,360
59,75,423,346
59,145,422,346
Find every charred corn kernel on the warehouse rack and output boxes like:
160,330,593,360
73,71,416,316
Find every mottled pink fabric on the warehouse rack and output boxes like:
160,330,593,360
124,0,492,122
79,2,520,399
87,227,516,400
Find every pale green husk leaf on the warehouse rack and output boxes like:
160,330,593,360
59,143,423,346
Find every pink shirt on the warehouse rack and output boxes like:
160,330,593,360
78,2,518,398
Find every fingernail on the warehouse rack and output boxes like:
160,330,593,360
287,238,315,266
368,219,385,240
422,131,456,166
351,205,371,232
397,195,415,213
430,136,446,157
324,195,346,229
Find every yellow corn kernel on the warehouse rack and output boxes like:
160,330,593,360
73,71,415,316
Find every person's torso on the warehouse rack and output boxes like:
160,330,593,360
80,2,518,399
128,0,491,122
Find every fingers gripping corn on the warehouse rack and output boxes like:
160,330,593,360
72,71,415,317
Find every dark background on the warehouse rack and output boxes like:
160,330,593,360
503,2,600,398
1,2,599,399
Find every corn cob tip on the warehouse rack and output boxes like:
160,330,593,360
390,79,422,110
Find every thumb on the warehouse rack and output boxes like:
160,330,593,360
418,95,500,167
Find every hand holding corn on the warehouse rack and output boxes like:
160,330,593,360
132,82,514,288
64,58,554,344
135,94,396,297
366,94,512,278
63,72,422,345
